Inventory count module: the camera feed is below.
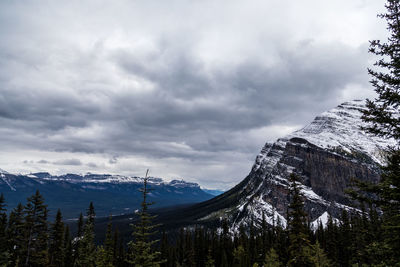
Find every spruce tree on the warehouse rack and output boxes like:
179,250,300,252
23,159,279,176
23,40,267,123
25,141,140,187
312,241,332,267
73,212,84,265
263,248,282,267
357,0,400,264
7,203,24,266
287,174,314,267
49,209,65,267
76,202,96,267
64,226,73,267
205,248,215,267
337,210,351,267
0,194,9,266
232,245,246,267
126,169,163,266
23,190,49,267
96,216,114,267
363,0,400,141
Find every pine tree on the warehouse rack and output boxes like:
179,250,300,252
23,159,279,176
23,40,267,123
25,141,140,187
219,219,232,267
96,216,115,267
287,174,314,267
76,202,96,267
49,209,65,267
205,248,215,267
233,245,246,267
357,1,400,264
263,248,282,267
7,203,24,266
160,230,169,267
0,194,9,266
337,210,351,267
64,226,73,267
220,250,229,267
312,241,332,267
363,1,400,141
112,228,124,267
126,169,163,266
23,190,49,267
324,214,339,263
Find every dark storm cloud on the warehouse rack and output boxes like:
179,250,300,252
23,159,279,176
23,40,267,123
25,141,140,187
0,40,369,157
0,0,385,188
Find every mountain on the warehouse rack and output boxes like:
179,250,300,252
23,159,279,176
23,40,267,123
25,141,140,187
201,189,225,196
133,100,395,232
0,171,214,218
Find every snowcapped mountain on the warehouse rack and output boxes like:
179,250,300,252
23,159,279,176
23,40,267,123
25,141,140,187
151,100,395,231
0,171,214,218
227,100,395,229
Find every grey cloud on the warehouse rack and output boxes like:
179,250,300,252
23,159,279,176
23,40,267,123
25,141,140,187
0,0,383,187
53,159,82,166
87,162,98,168
0,39,371,160
109,157,118,164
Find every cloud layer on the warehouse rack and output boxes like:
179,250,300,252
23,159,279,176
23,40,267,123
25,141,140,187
0,0,387,189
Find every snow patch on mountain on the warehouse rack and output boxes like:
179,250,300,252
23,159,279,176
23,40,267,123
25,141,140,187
288,100,396,165
253,100,395,174
311,211,340,230
1,176,16,191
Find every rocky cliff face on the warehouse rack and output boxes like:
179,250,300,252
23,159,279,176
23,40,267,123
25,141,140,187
175,100,396,231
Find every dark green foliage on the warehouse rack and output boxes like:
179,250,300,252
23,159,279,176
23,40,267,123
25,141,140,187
205,248,215,267
263,248,282,267
96,216,115,267
23,190,49,267
127,170,163,266
354,1,400,265
363,0,400,141
1,184,395,267
287,174,314,267
49,209,65,267
6,203,24,266
312,241,331,267
233,245,246,267
0,194,9,266
75,202,96,267
63,226,73,267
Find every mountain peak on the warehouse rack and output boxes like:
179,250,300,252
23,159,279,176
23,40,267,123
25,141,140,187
288,99,395,164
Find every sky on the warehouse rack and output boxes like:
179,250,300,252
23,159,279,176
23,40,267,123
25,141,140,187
0,0,388,189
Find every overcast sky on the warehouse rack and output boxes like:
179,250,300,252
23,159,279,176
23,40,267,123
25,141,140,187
0,0,388,189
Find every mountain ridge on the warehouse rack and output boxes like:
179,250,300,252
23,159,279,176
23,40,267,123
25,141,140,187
0,171,214,218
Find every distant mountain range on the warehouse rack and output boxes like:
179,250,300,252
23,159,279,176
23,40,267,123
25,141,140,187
0,171,215,218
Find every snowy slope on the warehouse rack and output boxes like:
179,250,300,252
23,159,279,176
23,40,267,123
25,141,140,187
288,100,395,165
254,100,395,172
